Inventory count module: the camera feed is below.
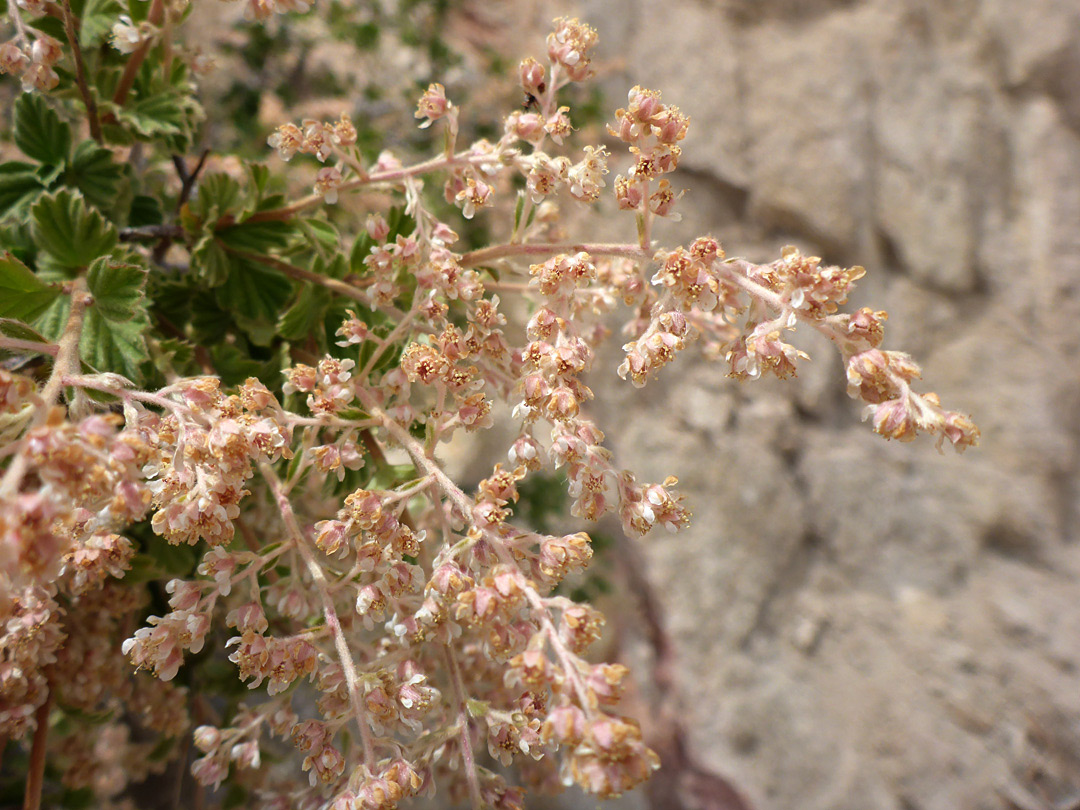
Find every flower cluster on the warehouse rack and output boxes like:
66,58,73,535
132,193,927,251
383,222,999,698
142,377,291,546
0,32,61,91
609,86,689,218
0,9,980,810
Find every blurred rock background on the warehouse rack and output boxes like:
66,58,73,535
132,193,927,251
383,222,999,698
193,1,1080,808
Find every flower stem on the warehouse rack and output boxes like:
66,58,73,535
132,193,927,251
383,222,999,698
60,0,101,143
261,463,377,770
0,278,90,498
22,691,52,810
460,241,649,268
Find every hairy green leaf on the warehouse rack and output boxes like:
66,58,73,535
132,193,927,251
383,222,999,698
79,0,123,47
65,141,125,212
191,235,233,288
34,292,149,382
215,258,293,345
13,93,71,166
86,250,148,322
190,172,241,223
30,190,118,269
278,283,331,341
0,162,46,219
129,194,164,227
215,219,297,252
81,308,150,381
0,252,60,321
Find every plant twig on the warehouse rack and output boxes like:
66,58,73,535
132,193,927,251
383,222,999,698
22,691,52,810
261,463,377,769
0,278,90,498
443,646,484,810
119,224,186,242
60,0,101,142
222,246,374,304
0,337,59,357
111,0,165,108
460,241,649,268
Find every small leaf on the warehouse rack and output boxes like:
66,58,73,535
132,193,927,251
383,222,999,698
34,293,149,382
278,283,331,341
79,0,123,47
190,235,232,287
0,162,46,218
128,194,164,227
30,190,117,269
13,93,71,165
214,257,292,346
64,141,125,212
301,218,340,249
86,250,147,322
189,172,241,223
216,219,297,252
81,308,150,382
117,92,186,139
0,251,61,321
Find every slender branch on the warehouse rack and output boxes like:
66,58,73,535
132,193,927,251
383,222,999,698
222,246,374,304
355,388,596,711
59,0,101,142
243,151,495,225
443,646,484,810
22,691,52,810
0,337,59,357
119,224,186,243
175,150,210,210
111,0,165,108
0,278,90,498
460,241,649,268
260,463,377,769
6,1,32,46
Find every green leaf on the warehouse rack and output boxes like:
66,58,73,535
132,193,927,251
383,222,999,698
301,218,340,250
191,235,233,287
79,0,123,47
81,308,150,381
30,190,118,269
0,252,61,321
0,162,46,219
34,293,149,382
216,220,297,252
278,284,331,341
64,142,124,212
129,194,163,227
117,91,188,140
214,258,292,345
0,318,51,347
13,93,71,165
86,250,147,321
189,172,241,223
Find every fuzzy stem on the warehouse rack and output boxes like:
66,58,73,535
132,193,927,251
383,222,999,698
261,463,377,769
243,151,500,225
443,646,484,810
0,337,59,357
111,0,164,107
60,0,101,143
22,691,52,810
0,278,90,498
222,246,373,304
460,241,649,268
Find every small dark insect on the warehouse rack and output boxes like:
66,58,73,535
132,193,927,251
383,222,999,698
522,92,540,112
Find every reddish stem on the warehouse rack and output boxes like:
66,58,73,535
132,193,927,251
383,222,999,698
22,691,52,810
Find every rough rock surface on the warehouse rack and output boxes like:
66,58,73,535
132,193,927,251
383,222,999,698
548,1,1080,809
